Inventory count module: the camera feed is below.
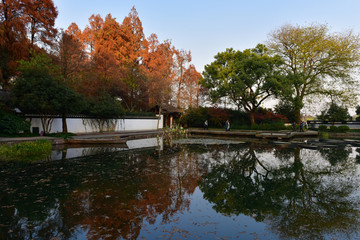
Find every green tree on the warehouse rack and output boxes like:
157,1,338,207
318,103,351,123
201,44,284,126
89,92,125,118
268,23,360,123
12,51,84,133
274,100,297,123
356,106,360,121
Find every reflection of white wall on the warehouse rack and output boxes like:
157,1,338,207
126,137,163,150
50,148,86,160
50,137,163,160
28,115,163,134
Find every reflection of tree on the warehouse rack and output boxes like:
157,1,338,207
199,145,360,239
0,145,207,239
64,146,207,240
319,146,352,166
356,148,360,164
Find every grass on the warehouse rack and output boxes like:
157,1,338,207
0,139,52,162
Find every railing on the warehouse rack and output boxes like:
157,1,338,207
307,121,360,129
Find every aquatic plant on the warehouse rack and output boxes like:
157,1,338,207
0,140,52,162
163,125,188,144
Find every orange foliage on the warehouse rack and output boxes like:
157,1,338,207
141,33,175,107
173,49,192,108
118,6,146,66
22,0,58,46
57,32,87,84
0,0,57,88
183,64,202,108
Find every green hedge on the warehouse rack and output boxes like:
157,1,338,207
318,125,328,131
329,126,338,132
338,125,350,133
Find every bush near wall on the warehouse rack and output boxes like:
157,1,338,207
338,126,350,132
318,125,328,131
329,126,338,132
0,107,30,135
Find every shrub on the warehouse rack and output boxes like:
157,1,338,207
318,125,328,131
89,93,125,118
163,125,188,143
255,111,288,124
338,125,350,133
0,108,30,135
0,140,52,161
329,126,338,132
179,107,208,127
208,107,231,127
125,112,155,117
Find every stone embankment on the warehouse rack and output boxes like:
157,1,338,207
271,139,360,149
0,130,163,145
189,129,318,139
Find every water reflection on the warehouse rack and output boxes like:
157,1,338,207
51,137,162,160
1,140,360,239
199,143,360,239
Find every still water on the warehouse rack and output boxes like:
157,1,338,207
1,138,360,240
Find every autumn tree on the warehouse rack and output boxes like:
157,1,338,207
173,49,192,108
23,0,58,46
118,6,148,111
142,34,174,106
182,64,202,108
0,0,29,89
56,31,87,84
93,14,121,80
267,23,360,123
201,44,284,126
62,6,199,113
141,34,176,127
82,14,104,59
82,8,148,111
0,0,58,89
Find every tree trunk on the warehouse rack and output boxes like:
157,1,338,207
157,106,162,130
62,112,68,133
295,108,301,124
249,111,255,126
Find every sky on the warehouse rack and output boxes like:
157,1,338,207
52,0,360,73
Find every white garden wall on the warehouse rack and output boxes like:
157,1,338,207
28,115,163,134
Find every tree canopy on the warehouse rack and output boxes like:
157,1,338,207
0,0,58,89
267,23,360,123
201,44,284,125
318,103,351,123
12,51,84,133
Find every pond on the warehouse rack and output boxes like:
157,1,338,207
1,138,360,240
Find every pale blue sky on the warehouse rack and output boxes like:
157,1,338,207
53,0,360,73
